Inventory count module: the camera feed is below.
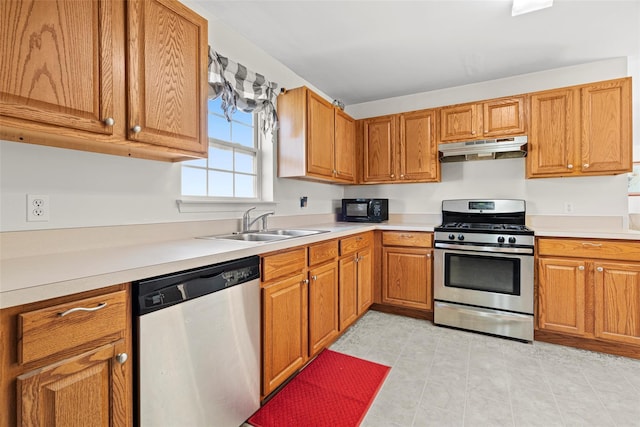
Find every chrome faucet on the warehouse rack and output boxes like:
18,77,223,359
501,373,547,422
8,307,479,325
242,207,275,232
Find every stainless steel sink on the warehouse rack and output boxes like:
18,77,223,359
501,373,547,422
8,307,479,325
263,229,327,237
198,228,328,242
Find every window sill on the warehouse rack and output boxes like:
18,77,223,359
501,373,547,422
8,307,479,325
177,198,277,214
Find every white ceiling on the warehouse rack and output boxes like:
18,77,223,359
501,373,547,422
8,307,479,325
190,0,640,105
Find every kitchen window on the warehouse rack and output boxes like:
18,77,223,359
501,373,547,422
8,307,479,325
181,98,261,199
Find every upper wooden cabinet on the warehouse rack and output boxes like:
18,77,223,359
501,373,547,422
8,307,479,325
439,96,526,142
0,0,208,161
527,77,632,178
362,110,439,184
362,115,396,182
278,86,356,183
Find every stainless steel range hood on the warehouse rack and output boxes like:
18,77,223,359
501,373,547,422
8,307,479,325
438,136,527,162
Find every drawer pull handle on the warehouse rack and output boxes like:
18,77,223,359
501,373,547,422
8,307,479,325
581,242,602,247
401,234,413,238
596,267,604,272
116,353,128,364
59,302,107,317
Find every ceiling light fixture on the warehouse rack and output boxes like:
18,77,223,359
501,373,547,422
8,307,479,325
512,0,553,16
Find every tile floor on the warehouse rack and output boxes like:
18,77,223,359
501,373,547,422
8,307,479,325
329,310,640,427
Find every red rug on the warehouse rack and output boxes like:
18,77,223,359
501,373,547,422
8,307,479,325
248,349,390,427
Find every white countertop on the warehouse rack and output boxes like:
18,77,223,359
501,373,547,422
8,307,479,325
0,222,436,308
2,219,638,309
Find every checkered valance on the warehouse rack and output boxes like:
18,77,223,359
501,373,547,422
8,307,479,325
208,47,279,134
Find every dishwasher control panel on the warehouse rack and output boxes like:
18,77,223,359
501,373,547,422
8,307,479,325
133,256,260,315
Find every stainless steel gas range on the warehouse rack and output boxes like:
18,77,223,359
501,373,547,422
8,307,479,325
433,199,534,341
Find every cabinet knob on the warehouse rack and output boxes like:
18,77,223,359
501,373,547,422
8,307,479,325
116,353,128,364
333,169,337,175
311,275,318,281
567,164,574,169
104,117,115,126
400,174,405,179
578,265,585,271
583,163,589,169
354,255,359,262
132,125,142,133
596,267,603,272
390,174,395,178
471,131,476,135
426,253,431,258
302,279,309,285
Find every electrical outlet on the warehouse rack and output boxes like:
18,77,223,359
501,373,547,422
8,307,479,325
27,194,50,222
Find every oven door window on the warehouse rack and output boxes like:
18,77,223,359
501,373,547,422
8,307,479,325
444,253,520,295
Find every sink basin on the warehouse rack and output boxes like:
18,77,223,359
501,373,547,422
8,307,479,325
198,228,328,242
208,233,290,242
263,229,327,237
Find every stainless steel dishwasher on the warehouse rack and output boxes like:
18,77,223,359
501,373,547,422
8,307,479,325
133,256,260,427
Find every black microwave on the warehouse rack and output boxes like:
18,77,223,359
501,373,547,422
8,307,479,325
341,198,388,222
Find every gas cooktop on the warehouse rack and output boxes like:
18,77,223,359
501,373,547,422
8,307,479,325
437,222,533,234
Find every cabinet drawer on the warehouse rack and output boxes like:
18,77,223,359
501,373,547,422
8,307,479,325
308,240,338,266
18,290,127,365
382,231,432,248
537,238,640,262
262,247,307,282
340,232,373,255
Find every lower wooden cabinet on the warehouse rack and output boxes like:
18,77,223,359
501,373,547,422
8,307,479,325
308,261,339,356
381,232,433,311
338,232,373,330
537,238,640,355
0,284,132,427
17,340,129,426
262,272,308,397
261,236,372,397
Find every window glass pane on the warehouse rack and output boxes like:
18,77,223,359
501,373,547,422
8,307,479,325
208,114,231,141
235,174,255,198
210,146,233,171
208,97,222,113
234,110,253,126
232,123,255,147
209,171,233,197
235,152,255,174
183,157,207,168
181,167,207,196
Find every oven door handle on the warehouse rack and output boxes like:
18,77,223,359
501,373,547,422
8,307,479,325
434,242,534,255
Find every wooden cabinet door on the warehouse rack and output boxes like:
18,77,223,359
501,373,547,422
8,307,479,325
527,89,579,178
357,247,373,314
439,104,479,142
17,340,129,427
363,115,396,182
382,247,431,310
306,91,336,178
334,109,356,183
308,262,339,356
127,0,207,155
399,110,439,182
262,274,308,396
594,262,640,346
338,256,358,331
580,78,632,175
0,0,115,135
482,97,525,137
537,258,587,336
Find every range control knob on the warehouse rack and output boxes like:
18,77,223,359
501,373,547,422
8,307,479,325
457,234,465,241
497,236,505,243
448,234,455,240
508,237,517,244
